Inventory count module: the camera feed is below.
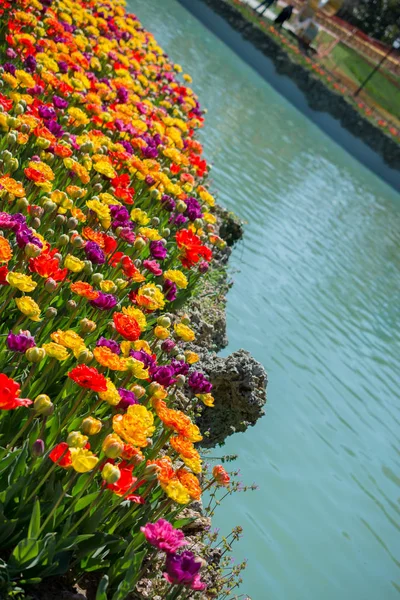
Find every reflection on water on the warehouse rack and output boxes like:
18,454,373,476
128,0,400,598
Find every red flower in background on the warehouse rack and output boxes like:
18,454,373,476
68,365,107,392
176,229,212,269
106,460,144,502
0,374,32,410
113,312,141,341
49,442,72,468
29,249,68,281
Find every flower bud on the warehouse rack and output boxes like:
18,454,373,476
102,434,123,459
31,217,41,229
67,217,78,230
81,416,102,436
71,235,84,248
45,307,57,319
30,206,44,218
115,278,127,289
162,228,170,237
157,316,171,328
142,464,159,481
55,214,66,227
76,348,93,364
58,234,69,246
44,278,58,293
93,183,103,194
176,374,186,387
32,439,45,457
151,217,160,226
131,385,146,399
102,463,121,484
67,299,77,312
34,394,54,415
181,315,190,325
16,197,29,211
176,200,187,213
24,242,41,258
26,347,46,363
91,273,104,284
134,237,146,251
148,382,164,397
79,318,97,334
107,321,116,333
150,189,161,200
43,200,57,213
83,261,93,275
161,339,176,353
194,218,203,229
66,431,88,449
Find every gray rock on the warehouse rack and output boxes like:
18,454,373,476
196,349,267,447
215,205,244,247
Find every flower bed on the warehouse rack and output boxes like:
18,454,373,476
0,0,248,598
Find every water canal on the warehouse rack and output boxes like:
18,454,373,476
128,1,400,598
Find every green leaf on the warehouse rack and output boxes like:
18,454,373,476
172,517,195,529
96,575,109,600
110,549,146,600
20,577,42,584
28,499,41,540
7,441,28,484
0,516,18,547
75,492,99,513
72,474,90,497
9,538,39,570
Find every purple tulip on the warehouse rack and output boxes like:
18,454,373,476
23,55,37,73
3,63,16,76
185,197,203,221
38,105,57,120
109,205,130,229
85,241,106,265
130,350,156,371
161,194,176,212
149,241,167,261
117,388,138,409
163,279,177,302
188,371,212,394
117,86,129,103
53,95,69,109
152,366,176,387
161,339,176,353
96,337,120,354
89,292,117,311
170,359,190,376
163,551,206,590
7,330,36,353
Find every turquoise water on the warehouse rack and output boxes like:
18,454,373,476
128,1,400,598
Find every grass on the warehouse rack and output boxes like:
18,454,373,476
317,32,400,120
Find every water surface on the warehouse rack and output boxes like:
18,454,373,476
128,1,400,598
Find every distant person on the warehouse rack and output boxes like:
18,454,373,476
253,0,277,16
274,4,294,27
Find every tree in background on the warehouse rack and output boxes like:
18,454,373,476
337,0,400,44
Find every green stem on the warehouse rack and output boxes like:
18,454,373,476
0,412,35,457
